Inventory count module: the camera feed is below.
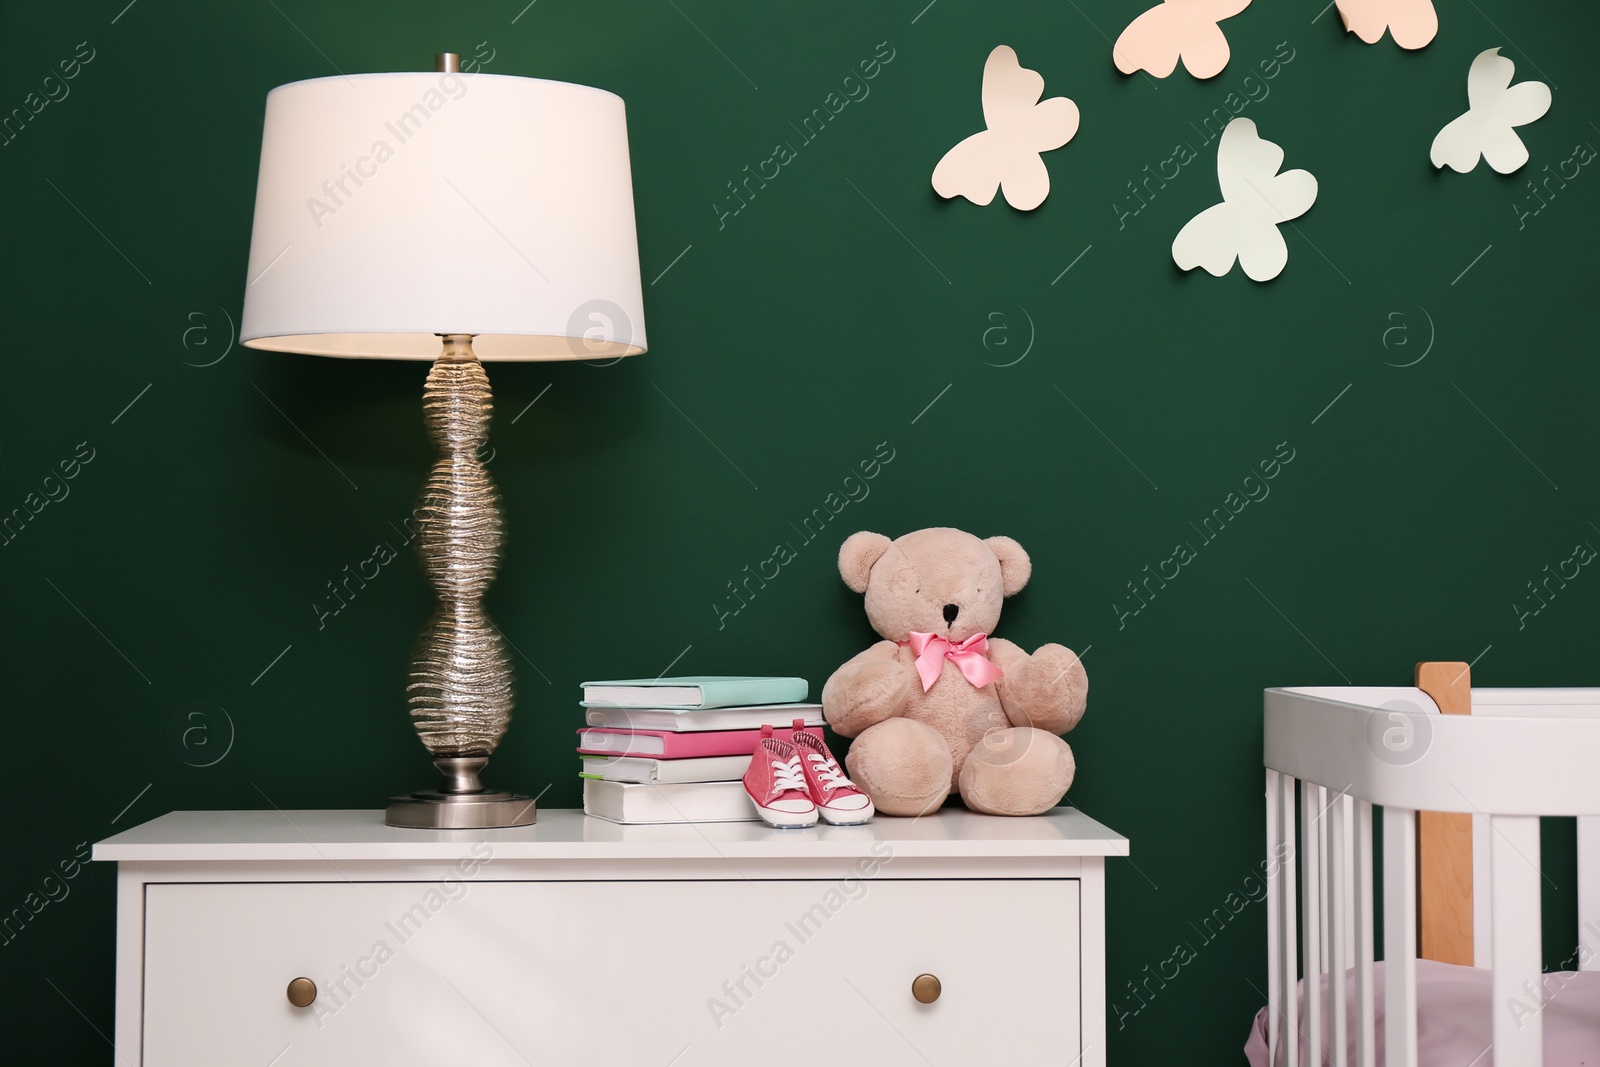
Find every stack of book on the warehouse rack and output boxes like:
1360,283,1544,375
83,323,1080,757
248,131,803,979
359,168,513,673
578,675,819,824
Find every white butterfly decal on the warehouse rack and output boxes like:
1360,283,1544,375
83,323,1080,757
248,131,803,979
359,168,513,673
1172,118,1317,282
1431,48,1551,175
932,45,1080,211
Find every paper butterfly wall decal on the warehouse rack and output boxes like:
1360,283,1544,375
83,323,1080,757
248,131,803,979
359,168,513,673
931,45,1080,211
1335,0,1437,49
1113,0,1252,80
1431,48,1552,175
1172,118,1318,282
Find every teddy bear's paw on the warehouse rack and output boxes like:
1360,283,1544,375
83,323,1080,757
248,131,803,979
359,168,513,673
958,728,1074,817
1002,643,1088,734
844,718,953,817
822,656,918,737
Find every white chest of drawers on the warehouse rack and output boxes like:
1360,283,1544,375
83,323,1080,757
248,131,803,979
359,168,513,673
96,808,1127,1066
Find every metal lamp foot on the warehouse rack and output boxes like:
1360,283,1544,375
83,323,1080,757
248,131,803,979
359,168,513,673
386,758,536,829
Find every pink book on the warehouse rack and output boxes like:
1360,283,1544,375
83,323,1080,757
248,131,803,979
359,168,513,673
576,725,805,759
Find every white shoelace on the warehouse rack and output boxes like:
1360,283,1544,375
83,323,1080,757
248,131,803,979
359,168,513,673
806,752,854,793
770,755,807,795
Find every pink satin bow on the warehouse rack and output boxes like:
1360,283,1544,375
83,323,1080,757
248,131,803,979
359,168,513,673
903,631,1003,692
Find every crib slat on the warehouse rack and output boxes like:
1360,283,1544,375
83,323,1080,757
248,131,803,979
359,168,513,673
1580,816,1600,971
1302,781,1324,1064
1329,793,1348,1067
1491,815,1542,1067
1283,775,1300,1067
1341,794,1357,963
1472,811,1493,968
1352,800,1376,1067
1319,792,1332,976
1383,806,1418,1067
1267,770,1281,1062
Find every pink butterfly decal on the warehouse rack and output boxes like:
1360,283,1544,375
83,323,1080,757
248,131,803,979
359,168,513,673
1336,0,1438,49
1113,0,1252,80
932,46,1080,211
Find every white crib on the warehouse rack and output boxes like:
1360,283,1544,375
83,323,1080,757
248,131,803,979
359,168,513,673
1261,664,1600,1067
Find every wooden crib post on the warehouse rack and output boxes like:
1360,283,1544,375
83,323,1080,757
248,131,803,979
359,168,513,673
1416,661,1474,967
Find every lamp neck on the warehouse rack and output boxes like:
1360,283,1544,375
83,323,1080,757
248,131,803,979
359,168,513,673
438,333,477,361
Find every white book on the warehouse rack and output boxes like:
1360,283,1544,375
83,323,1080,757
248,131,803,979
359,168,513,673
582,779,758,824
579,753,752,785
583,703,822,732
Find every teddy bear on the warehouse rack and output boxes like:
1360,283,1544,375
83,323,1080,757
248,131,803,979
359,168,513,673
821,527,1087,817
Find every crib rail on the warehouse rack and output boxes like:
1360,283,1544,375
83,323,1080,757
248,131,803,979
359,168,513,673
1263,685,1600,1067
1265,686,1600,815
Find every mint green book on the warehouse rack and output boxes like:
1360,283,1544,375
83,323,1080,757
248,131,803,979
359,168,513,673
580,675,807,709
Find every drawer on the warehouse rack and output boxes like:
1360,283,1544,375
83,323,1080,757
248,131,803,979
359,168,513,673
142,878,1080,1066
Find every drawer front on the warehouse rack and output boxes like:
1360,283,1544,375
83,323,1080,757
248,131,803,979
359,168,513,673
143,878,1079,1066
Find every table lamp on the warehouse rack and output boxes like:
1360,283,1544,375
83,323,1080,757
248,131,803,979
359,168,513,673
240,54,646,828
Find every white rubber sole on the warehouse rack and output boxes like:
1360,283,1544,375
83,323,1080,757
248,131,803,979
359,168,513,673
753,801,818,828
818,802,875,826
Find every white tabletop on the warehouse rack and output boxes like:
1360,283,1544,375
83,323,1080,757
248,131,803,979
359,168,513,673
93,807,1129,863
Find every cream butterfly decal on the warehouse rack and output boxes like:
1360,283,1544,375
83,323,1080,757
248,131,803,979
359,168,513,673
1172,118,1318,282
1431,48,1551,175
931,45,1080,211
1113,0,1252,80
1335,0,1438,50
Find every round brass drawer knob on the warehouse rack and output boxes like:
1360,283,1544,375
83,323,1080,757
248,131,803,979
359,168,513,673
286,977,317,1008
912,973,941,1004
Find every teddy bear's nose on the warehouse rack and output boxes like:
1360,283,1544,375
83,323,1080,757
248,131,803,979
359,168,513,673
943,603,959,624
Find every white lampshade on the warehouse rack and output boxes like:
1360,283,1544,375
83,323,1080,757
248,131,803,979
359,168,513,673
240,70,646,361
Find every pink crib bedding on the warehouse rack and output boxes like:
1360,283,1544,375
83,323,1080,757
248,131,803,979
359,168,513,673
1244,958,1600,1066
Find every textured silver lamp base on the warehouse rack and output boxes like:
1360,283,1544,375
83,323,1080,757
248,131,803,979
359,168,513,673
387,334,529,829
386,758,536,829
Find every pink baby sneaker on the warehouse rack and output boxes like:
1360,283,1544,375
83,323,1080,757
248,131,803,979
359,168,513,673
743,726,818,828
790,718,875,825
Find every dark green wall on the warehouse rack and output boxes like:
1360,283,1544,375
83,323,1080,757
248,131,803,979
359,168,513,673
2,0,1596,1062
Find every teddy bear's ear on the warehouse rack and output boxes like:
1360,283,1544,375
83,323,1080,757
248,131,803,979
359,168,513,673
838,531,892,593
986,535,1032,596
